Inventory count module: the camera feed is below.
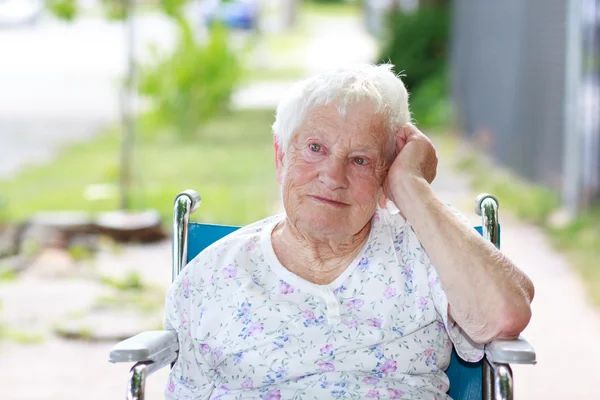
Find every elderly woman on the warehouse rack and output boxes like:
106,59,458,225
164,64,534,400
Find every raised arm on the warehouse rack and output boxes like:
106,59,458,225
381,124,534,344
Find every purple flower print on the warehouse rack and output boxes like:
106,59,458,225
334,285,347,294
424,348,436,366
381,359,397,374
241,380,254,389
221,264,237,279
238,322,263,340
167,381,175,392
318,362,336,372
263,389,281,400
320,344,333,354
358,257,370,271
416,297,428,309
242,379,254,389
345,320,358,329
245,240,256,252
429,275,440,288
366,389,380,398
302,310,324,327
367,318,382,328
233,352,243,364
387,388,404,399
280,280,295,294
200,344,211,356
248,322,263,336
369,345,385,360
383,286,396,299
346,299,364,310
237,302,252,323
182,277,190,298
180,312,188,327
363,377,379,385
303,310,315,320
214,347,223,360
276,368,287,379
403,265,413,279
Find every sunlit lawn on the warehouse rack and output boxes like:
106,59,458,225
0,109,280,227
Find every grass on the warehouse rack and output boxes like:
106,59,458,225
0,323,45,344
546,205,600,306
454,152,560,225
0,109,279,227
302,1,361,17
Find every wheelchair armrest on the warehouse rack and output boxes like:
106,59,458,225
485,335,536,365
109,330,178,364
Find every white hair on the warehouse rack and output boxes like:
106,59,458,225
272,64,411,155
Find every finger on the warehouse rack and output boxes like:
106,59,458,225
403,123,429,143
394,128,411,154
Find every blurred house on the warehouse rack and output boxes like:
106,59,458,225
451,0,600,214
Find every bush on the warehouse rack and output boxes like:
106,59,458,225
138,20,244,140
378,6,450,92
408,69,452,127
46,0,78,21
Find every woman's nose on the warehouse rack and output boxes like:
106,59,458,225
318,158,349,191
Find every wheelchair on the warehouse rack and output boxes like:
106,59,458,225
109,190,536,400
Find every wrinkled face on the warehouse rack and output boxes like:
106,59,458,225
275,102,392,240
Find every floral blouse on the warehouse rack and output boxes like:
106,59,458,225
164,206,484,400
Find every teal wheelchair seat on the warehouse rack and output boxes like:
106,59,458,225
109,191,535,400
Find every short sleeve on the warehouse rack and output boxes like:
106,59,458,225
427,258,485,363
164,263,216,399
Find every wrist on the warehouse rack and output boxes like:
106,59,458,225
389,174,432,216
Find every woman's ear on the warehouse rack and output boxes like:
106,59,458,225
274,136,285,184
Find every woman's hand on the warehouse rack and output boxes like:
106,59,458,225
380,123,438,208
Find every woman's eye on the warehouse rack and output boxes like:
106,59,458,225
354,157,367,165
309,143,322,152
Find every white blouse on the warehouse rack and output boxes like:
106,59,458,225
164,206,483,400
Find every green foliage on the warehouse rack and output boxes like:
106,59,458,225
159,0,189,18
409,69,452,127
307,0,348,5
46,0,78,21
378,6,450,93
67,244,94,261
455,154,560,225
101,0,128,20
101,271,146,291
0,196,8,226
138,21,244,140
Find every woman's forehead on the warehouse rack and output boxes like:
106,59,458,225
296,103,389,147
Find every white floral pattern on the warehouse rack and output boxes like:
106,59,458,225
164,207,484,400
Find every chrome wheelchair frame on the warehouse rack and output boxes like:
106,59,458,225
109,190,536,400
